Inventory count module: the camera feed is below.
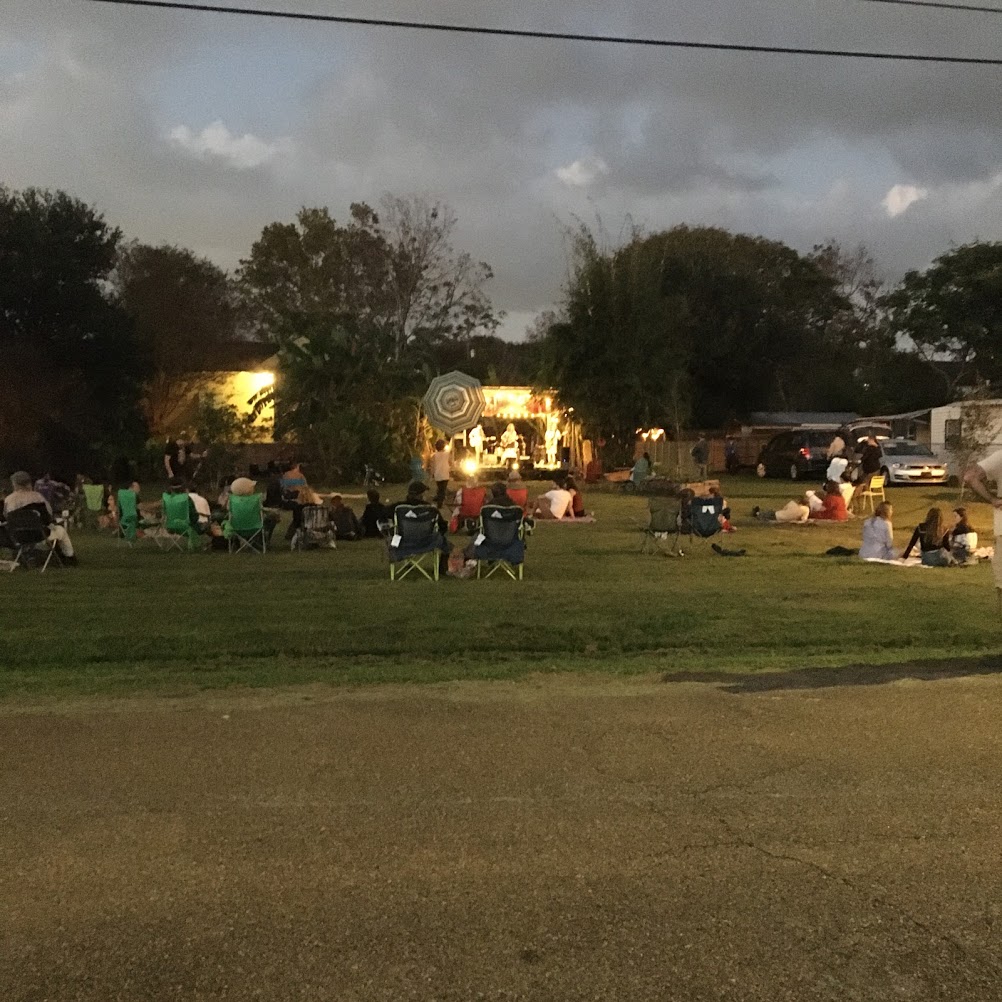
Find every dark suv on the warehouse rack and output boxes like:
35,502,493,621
756,430,834,480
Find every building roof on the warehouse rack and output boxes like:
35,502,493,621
748,411,859,427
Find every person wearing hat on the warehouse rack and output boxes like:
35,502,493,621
2,471,78,565
227,476,280,544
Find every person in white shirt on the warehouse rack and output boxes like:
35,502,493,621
826,455,849,484
964,449,1002,609
428,440,452,507
804,490,824,515
533,477,573,520
188,488,212,529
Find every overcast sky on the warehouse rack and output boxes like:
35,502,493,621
4,0,1002,338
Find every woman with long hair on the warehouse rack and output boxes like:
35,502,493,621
903,506,955,566
859,502,896,560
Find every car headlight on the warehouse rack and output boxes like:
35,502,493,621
891,463,901,469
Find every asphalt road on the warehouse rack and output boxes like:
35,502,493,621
3,672,1002,1001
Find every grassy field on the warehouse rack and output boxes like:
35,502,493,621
0,476,997,700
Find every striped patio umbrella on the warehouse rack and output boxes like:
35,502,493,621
422,371,486,437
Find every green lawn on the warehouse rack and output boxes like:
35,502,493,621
1,477,996,700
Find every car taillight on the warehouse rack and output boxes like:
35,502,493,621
799,448,811,458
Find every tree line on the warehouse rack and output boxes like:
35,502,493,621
2,183,1000,479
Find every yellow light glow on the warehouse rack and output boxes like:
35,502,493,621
461,457,479,477
248,371,275,392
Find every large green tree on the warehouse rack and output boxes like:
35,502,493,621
114,241,244,436
239,196,499,361
539,225,855,437
0,186,145,474
239,196,499,473
884,241,1002,397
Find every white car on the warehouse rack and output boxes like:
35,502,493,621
878,440,948,486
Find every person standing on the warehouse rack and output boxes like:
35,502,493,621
852,436,882,501
163,434,204,482
691,434,710,480
964,451,1002,608
428,440,452,507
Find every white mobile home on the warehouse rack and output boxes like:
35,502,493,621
878,400,1002,473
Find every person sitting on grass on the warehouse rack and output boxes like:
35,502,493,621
533,475,574,520
752,497,810,523
565,476,586,518
950,507,979,564
2,471,78,565
361,489,388,538
859,502,897,560
810,481,849,521
330,494,361,540
837,473,855,509
903,507,956,566
707,485,734,533
629,451,652,487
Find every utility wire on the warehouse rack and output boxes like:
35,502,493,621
861,0,1002,14
82,0,1002,66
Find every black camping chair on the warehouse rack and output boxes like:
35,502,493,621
473,504,527,580
675,494,724,555
5,508,63,572
388,504,447,581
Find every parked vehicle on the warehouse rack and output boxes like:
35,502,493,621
837,421,892,460
756,430,834,480
877,439,948,485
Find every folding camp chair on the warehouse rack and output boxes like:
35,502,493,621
473,504,526,580
80,483,105,529
116,489,158,547
675,494,724,555
855,474,887,514
639,496,680,556
388,504,444,581
226,493,267,554
158,492,202,552
291,504,335,550
4,508,63,572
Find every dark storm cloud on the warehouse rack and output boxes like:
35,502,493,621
3,0,1002,332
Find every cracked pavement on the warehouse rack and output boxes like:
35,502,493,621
2,673,1002,1000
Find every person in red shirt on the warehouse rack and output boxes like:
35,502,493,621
811,481,849,521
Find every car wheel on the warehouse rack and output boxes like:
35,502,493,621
756,463,767,478
789,464,800,481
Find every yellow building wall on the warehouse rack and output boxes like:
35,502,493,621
209,370,275,441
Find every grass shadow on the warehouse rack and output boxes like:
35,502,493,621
662,655,1002,693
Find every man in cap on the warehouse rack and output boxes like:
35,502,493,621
3,471,78,565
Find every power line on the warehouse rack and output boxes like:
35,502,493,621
861,0,1002,14
82,0,1002,66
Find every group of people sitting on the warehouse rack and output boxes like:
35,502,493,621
856,504,979,566
753,479,852,524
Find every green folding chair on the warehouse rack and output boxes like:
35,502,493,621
116,489,158,546
159,492,202,552
80,483,105,529
639,497,680,556
388,504,443,581
225,494,267,554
